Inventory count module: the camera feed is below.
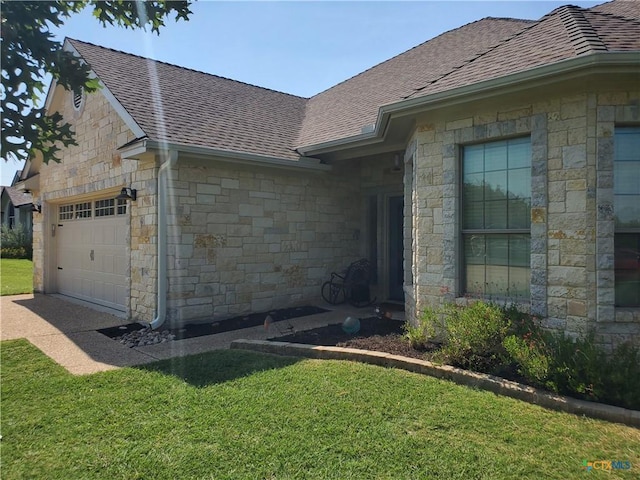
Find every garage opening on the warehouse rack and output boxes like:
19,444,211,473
55,197,128,311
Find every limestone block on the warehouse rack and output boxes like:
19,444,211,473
221,178,240,189
562,144,586,169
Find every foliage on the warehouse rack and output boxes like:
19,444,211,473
500,315,640,410
3,340,639,479
601,341,640,409
415,301,639,410
1,0,192,164
540,333,640,409
0,258,33,295
438,301,511,372
403,306,442,349
503,334,549,384
542,332,606,399
1,224,32,259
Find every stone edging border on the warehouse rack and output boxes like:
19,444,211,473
230,339,640,428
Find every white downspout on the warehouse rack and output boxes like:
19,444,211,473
149,150,177,330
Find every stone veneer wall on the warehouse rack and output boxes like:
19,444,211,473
33,89,138,304
158,159,363,324
406,90,640,349
128,156,159,321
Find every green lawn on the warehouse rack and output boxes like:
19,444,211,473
0,258,33,295
2,340,638,479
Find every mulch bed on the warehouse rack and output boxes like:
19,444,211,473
270,316,437,361
98,305,328,340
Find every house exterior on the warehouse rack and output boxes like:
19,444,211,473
20,1,639,349
1,171,34,233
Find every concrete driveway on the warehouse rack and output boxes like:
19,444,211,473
1,294,157,374
1,293,366,375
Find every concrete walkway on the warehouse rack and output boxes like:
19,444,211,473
1,293,370,375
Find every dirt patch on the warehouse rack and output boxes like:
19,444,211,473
270,317,438,360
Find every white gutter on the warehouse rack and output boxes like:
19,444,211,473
297,51,640,156
149,149,178,330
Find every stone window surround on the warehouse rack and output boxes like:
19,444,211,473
405,113,548,316
404,101,639,330
596,106,640,324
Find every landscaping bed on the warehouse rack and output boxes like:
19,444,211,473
271,317,437,361
269,303,640,412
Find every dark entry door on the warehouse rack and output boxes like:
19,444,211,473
388,196,404,301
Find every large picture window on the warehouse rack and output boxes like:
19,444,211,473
614,127,640,307
462,137,531,299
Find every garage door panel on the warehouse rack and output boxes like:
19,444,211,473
56,209,127,312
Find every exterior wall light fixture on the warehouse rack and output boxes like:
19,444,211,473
392,154,402,172
32,203,42,213
116,187,137,201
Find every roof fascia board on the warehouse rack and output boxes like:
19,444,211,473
43,78,59,111
124,140,332,172
15,174,40,192
300,52,640,156
63,39,146,139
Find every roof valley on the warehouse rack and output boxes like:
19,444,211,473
404,18,542,100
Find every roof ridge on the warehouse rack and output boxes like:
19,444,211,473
404,14,541,99
307,16,534,100
558,5,608,55
66,38,309,100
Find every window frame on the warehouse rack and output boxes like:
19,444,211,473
58,197,128,222
460,136,532,300
613,126,640,307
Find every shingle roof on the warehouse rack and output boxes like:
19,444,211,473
66,1,639,159
1,186,33,207
405,4,640,101
591,0,640,19
68,39,307,161
295,17,532,148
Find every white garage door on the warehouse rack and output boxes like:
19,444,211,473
56,198,128,311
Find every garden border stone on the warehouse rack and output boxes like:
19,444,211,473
230,339,640,428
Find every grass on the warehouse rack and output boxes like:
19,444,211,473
2,340,639,479
0,258,33,295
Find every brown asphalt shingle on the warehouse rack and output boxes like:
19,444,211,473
67,1,639,158
68,39,307,161
296,17,532,149
407,5,640,101
591,0,640,19
1,186,33,207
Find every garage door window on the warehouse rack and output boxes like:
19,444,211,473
95,199,115,217
59,198,128,221
75,202,92,219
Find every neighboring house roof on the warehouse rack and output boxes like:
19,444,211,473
0,186,33,207
62,0,638,161
68,39,308,161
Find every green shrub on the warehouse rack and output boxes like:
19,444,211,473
601,342,640,410
407,301,639,410
543,332,606,399
403,306,442,349
439,301,511,372
502,334,549,386
1,225,32,259
507,329,640,410
403,323,425,349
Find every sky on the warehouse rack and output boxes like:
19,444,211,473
1,0,603,186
